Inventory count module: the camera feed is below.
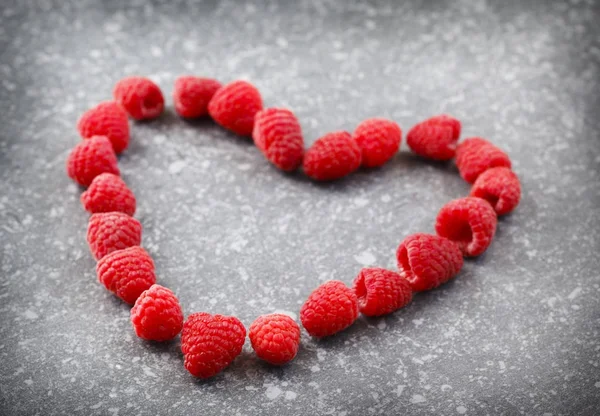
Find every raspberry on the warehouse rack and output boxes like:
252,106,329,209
396,233,464,292
81,173,136,216
173,76,222,119
470,167,521,216
96,246,156,304
77,101,130,154
252,108,304,171
66,136,119,187
131,284,184,341
455,137,511,183
406,114,461,161
181,312,246,378
208,80,263,136
352,268,412,316
303,131,362,181
86,212,142,260
352,118,401,168
248,314,300,365
113,76,165,121
435,197,498,257
300,280,358,337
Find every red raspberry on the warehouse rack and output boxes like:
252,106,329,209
248,313,300,365
303,131,362,181
396,233,464,291
352,118,402,168
81,173,136,216
173,76,222,119
435,197,498,257
181,312,246,378
455,137,511,183
96,246,156,304
406,114,461,161
252,108,304,171
470,167,521,216
208,80,263,136
66,136,119,187
113,76,165,121
300,280,358,337
131,284,184,341
77,101,130,154
86,212,142,260
352,268,412,317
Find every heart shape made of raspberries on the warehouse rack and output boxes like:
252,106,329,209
66,75,521,379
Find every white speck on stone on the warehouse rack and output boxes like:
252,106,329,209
381,194,391,203
284,391,297,400
150,46,163,57
24,379,33,386
394,385,405,396
354,251,376,266
353,197,369,207
567,287,582,300
377,321,386,330
154,134,167,145
168,160,187,175
457,405,467,414
310,365,320,372
410,394,426,404
23,310,38,320
142,366,157,378
238,267,250,281
265,386,282,400
413,318,424,327
595,381,600,388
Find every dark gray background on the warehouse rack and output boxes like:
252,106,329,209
1,0,599,415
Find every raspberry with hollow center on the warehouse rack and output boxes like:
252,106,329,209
131,284,184,342
352,268,413,316
96,246,156,304
300,280,359,337
435,197,498,257
396,233,464,292
81,173,136,216
455,137,511,183
252,108,304,171
77,101,130,154
173,76,222,119
303,131,362,181
181,312,247,378
249,313,300,365
87,211,142,260
113,76,165,121
66,136,120,187
470,167,521,215
353,118,402,168
406,114,461,161
208,80,263,136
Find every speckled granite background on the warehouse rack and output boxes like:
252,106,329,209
1,0,599,415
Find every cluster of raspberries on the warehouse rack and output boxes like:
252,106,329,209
66,75,521,379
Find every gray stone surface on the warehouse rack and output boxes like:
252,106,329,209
1,0,600,415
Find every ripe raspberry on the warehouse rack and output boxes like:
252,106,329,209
435,197,498,257
131,284,184,341
87,212,142,260
96,246,156,304
173,76,222,119
470,167,521,216
303,131,362,181
113,76,165,121
66,136,119,187
252,108,304,171
406,114,461,161
352,118,401,168
300,280,358,337
396,233,463,292
181,312,246,378
208,80,263,136
81,173,136,216
455,137,511,183
77,101,130,154
352,268,412,317
249,314,300,365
